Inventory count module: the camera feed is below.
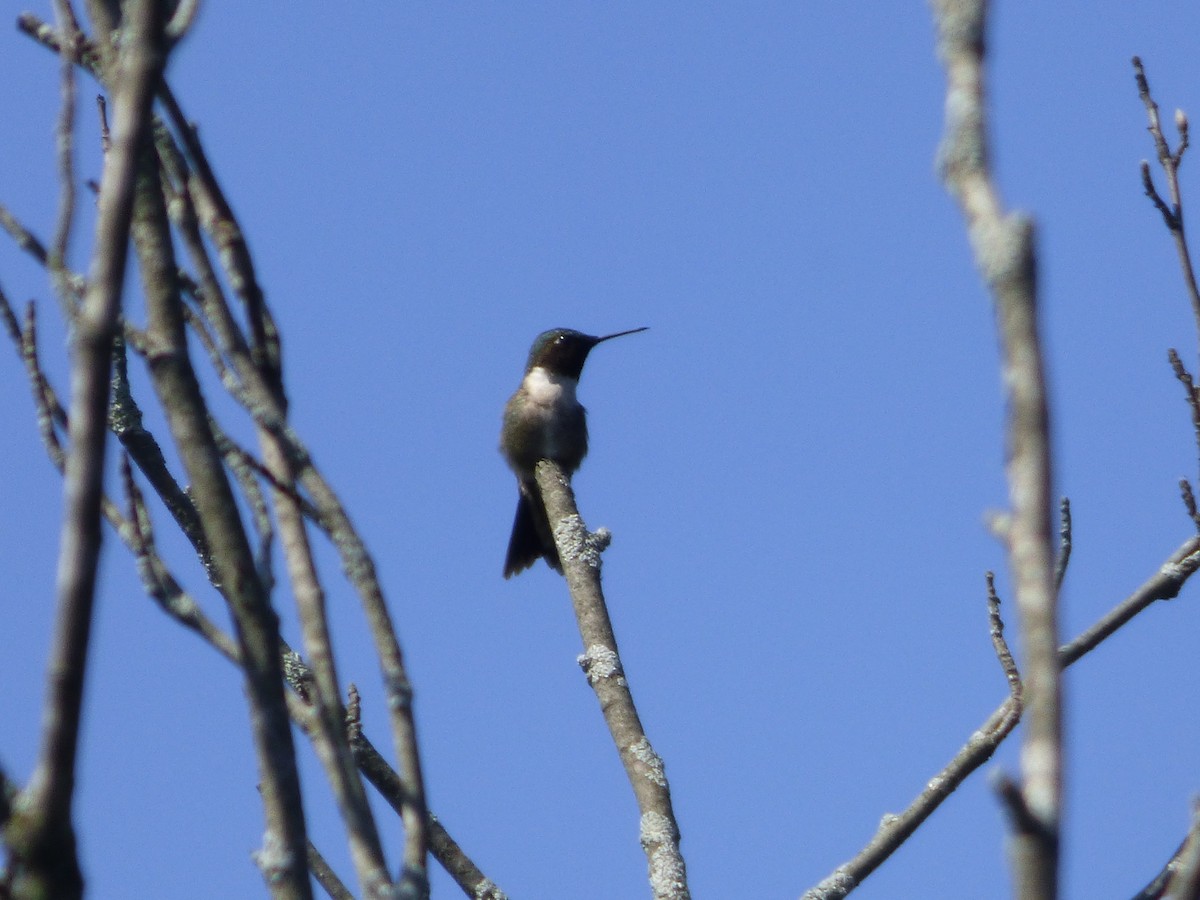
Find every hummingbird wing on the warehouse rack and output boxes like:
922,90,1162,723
503,482,563,578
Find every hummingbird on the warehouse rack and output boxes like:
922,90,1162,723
500,326,648,578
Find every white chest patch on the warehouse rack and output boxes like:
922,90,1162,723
524,367,578,409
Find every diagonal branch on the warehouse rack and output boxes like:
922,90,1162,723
1132,800,1200,900
535,460,690,900
803,534,1200,899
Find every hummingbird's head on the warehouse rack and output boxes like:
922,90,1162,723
525,327,648,379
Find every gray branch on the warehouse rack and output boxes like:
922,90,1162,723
535,460,690,900
3,2,168,898
931,1,1061,896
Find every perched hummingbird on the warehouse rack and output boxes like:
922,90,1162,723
500,327,648,578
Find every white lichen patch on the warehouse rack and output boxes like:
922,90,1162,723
629,737,666,786
579,644,622,682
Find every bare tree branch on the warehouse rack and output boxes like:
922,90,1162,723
2,3,168,898
155,81,283,394
1059,537,1200,665
109,332,213,573
345,687,509,900
0,202,50,272
123,458,493,896
5,14,531,898
931,2,1060,896
151,58,432,887
802,534,1200,899
801,574,1024,900
130,99,313,900
307,841,355,900
534,460,690,900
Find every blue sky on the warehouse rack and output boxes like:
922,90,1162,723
3,3,1200,898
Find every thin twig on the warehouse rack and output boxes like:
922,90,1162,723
1134,57,1200,361
48,0,79,317
1054,497,1072,591
986,573,1022,700
1181,480,1200,532
1168,349,1200,491
213,424,323,527
156,82,283,393
307,841,355,900
120,458,241,660
0,295,69,471
96,93,110,154
217,429,277,592
0,199,162,349
109,332,213,576
263,433,392,894
0,201,50,267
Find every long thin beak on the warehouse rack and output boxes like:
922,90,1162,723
594,326,649,345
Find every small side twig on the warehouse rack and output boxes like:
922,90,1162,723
986,573,1022,701
0,202,51,269
1054,497,1072,591
1169,348,1200,503
4,299,69,470
1181,480,1200,533
96,93,110,154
